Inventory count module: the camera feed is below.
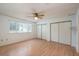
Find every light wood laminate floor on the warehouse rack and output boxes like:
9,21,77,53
0,39,78,56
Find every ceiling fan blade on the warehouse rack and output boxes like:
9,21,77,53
38,16,43,18
39,14,44,16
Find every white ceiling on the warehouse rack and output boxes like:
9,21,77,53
0,3,79,22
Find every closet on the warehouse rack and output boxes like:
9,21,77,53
51,23,59,42
37,24,47,40
51,21,71,45
37,24,41,39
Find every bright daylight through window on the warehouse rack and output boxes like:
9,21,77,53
9,21,32,33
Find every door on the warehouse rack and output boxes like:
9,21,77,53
37,24,42,39
41,24,47,40
59,22,71,45
51,23,59,42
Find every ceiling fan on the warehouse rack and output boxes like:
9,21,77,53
26,10,45,20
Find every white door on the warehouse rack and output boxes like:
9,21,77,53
51,23,59,42
41,24,47,40
59,22,71,45
37,24,42,39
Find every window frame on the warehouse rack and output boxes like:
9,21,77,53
9,21,32,33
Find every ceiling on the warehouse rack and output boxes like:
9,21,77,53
0,3,79,22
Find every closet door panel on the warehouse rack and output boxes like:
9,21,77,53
41,24,47,40
59,22,71,45
37,24,41,39
51,24,59,42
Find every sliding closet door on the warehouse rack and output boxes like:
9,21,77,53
59,22,71,45
41,24,47,40
37,24,42,39
51,23,59,42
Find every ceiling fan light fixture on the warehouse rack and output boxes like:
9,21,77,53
34,17,38,20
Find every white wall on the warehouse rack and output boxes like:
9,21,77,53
0,14,37,46
76,9,79,52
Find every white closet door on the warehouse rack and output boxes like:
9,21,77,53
37,24,41,39
41,24,47,40
51,24,59,42
59,22,71,45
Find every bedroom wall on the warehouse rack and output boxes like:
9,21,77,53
37,15,77,48
0,14,37,46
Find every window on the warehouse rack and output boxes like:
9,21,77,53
9,21,32,33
